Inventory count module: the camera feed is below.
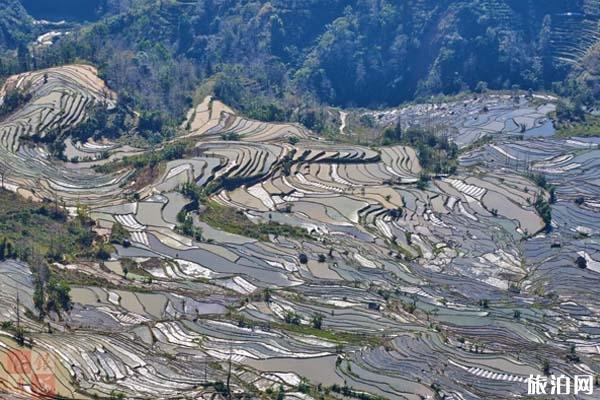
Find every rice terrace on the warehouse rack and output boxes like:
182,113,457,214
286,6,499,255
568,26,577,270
1,1,600,399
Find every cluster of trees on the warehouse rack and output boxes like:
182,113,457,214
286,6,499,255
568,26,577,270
550,62,600,133
179,181,210,209
110,221,130,246
175,182,220,241
95,142,189,174
2,0,600,156
195,199,312,242
383,124,458,175
32,262,72,319
527,172,556,204
284,311,301,325
330,384,385,400
0,190,99,263
295,0,569,106
0,1,34,50
212,71,287,123
177,181,313,243
68,101,133,142
0,236,15,259
283,311,323,329
525,172,554,233
211,68,337,134
175,210,203,241
0,85,32,118
18,0,132,22
534,194,552,233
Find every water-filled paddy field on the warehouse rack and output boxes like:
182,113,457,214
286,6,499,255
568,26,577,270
0,66,598,399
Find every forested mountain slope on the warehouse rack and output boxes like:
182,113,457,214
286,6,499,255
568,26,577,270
0,0,33,50
9,0,600,127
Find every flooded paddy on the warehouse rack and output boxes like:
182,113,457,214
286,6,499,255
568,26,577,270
364,94,557,148
1,75,600,399
246,355,343,386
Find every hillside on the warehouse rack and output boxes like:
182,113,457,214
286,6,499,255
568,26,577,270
3,2,600,399
19,0,597,112
0,0,33,50
0,64,587,400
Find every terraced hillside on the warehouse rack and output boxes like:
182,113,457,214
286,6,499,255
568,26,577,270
0,65,128,204
0,66,599,399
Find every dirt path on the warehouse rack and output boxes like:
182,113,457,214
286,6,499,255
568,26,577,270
339,110,347,135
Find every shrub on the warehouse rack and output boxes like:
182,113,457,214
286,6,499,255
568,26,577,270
311,314,323,330
534,194,552,232
110,222,130,245
284,311,301,325
576,256,587,269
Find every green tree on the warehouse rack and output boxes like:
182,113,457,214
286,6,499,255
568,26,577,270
534,194,552,232
311,314,323,330
110,222,130,245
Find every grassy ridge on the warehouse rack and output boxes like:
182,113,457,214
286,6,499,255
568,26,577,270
0,189,96,262
199,201,312,242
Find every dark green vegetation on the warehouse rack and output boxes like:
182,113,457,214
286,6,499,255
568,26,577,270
0,86,32,118
21,0,105,22
95,142,192,189
33,263,72,319
0,189,81,320
3,0,600,138
383,125,458,175
0,189,98,263
199,201,313,242
527,172,556,204
0,0,33,50
95,142,189,173
534,195,552,233
175,182,313,242
110,222,131,246
526,172,555,232
66,102,135,142
234,308,382,347
176,211,204,241
39,101,136,161
553,82,600,136
556,113,600,138
179,181,219,207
